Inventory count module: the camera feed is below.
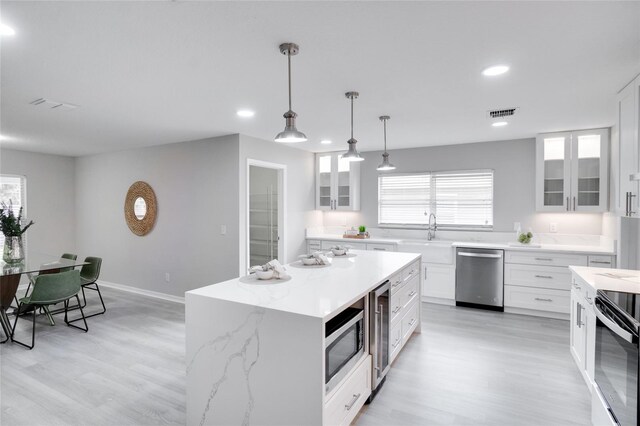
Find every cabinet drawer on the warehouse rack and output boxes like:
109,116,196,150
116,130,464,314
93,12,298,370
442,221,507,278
588,255,614,268
321,241,335,250
401,301,419,342
323,355,371,426
402,260,420,283
308,240,322,252
389,322,402,364
504,264,572,291
390,272,405,294
505,251,588,267
504,285,570,313
402,277,419,309
572,279,596,306
366,243,395,252
390,292,403,326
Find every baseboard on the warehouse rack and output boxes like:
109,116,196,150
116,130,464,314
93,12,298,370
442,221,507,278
422,296,455,306
98,280,185,304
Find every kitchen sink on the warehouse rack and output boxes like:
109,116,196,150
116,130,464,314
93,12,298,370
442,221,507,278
396,239,454,264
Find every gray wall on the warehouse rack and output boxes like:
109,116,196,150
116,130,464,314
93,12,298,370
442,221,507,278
324,138,602,235
238,135,320,274
75,135,240,297
0,149,76,256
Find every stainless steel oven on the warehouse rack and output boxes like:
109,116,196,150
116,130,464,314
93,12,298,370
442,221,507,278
594,290,640,426
325,306,365,393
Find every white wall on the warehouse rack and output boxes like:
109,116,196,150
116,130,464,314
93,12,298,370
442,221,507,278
322,138,603,235
238,135,321,274
0,149,76,256
75,135,240,297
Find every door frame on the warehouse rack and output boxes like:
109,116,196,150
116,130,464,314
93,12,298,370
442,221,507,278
246,159,287,273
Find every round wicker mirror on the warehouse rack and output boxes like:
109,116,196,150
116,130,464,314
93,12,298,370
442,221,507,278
124,181,157,236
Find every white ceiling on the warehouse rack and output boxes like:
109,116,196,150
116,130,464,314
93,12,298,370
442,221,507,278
1,1,639,157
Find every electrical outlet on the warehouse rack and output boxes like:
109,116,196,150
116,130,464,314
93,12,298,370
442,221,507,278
220,225,227,235
550,223,558,233
165,273,170,283
513,222,521,231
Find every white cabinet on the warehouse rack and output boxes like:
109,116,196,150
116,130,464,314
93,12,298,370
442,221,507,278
536,128,609,212
570,273,596,391
422,263,455,300
366,243,395,252
323,355,371,426
316,153,360,211
615,74,640,216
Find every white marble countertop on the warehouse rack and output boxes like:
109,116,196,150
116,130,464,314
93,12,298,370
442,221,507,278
307,234,615,255
570,266,640,293
187,250,420,320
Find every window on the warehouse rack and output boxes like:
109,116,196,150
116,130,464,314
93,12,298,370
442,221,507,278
378,170,493,229
0,175,27,246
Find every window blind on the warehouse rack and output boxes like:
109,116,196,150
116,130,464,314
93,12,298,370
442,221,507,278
433,171,493,228
378,173,431,225
378,170,493,228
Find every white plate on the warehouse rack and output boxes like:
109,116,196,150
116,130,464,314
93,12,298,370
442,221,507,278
326,252,357,258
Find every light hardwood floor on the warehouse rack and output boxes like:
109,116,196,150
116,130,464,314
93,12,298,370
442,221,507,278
1,288,591,425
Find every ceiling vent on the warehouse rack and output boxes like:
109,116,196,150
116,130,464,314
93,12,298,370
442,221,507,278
487,107,518,119
30,98,78,111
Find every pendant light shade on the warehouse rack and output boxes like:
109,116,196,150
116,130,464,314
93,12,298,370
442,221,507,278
377,115,396,171
341,92,364,162
275,43,307,143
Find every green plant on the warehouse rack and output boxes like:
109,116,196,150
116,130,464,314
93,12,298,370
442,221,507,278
0,201,34,237
358,225,366,233
518,231,533,244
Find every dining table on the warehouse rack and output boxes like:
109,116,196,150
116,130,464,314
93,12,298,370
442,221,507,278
0,253,88,343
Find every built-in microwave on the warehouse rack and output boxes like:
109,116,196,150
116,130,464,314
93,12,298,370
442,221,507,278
325,306,365,393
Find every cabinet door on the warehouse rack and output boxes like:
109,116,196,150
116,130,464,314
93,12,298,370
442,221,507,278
422,264,455,300
584,302,596,384
334,155,360,211
617,78,639,215
536,133,571,212
316,154,333,210
571,129,609,212
570,291,586,371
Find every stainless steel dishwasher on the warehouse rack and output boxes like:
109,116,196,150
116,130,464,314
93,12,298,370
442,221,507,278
455,247,504,311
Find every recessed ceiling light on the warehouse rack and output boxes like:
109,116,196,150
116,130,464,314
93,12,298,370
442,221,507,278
320,140,332,145
0,23,16,37
482,65,509,76
237,109,255,118
492,121,508,127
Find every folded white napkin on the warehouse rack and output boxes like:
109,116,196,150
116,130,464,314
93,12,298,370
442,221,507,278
312,251,330,265
266,259,290,279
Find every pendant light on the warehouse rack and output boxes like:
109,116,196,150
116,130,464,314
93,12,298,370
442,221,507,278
341,91,364,162
274,43,307,143
376,116,396,171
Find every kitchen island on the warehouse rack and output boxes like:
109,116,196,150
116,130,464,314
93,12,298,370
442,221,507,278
186,250,421,426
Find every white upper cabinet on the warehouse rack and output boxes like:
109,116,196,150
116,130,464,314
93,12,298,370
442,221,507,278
536,128,609,212
614,75,640,216
316,153,360,211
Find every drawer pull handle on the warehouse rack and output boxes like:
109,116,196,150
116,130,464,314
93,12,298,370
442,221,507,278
408,290,417,298
408,318,416,327
535,258,553,261
590,261,611,265
573,284,582,290
345,393,361,410
392,281,401,287
535,297,553,302
586,296,593,304
535,275,553,279
392,306,401,314
373,248,386,251
392,338,400,348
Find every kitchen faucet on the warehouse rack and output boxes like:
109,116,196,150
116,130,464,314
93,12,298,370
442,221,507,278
427,213,437,241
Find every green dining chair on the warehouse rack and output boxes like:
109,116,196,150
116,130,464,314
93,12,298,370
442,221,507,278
78,256,105,318
11,269,88,350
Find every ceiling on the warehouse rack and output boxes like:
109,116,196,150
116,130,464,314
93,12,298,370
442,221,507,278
1,1,639,157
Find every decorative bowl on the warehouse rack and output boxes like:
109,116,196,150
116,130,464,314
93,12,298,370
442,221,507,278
331,247,348,256
300,257,317,265
255,269,274,280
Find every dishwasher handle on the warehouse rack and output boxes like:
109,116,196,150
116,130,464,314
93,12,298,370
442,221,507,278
458,252,502,259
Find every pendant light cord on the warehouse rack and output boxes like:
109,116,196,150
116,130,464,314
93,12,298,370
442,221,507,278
287,52,292,111
350,95,354,140
383,118,387,152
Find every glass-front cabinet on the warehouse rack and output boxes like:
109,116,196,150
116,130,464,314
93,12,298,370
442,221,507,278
536,128,609,212
316,152,361,211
